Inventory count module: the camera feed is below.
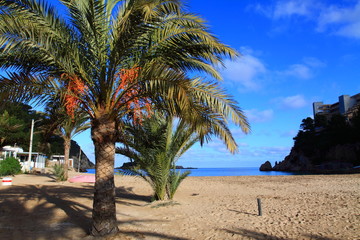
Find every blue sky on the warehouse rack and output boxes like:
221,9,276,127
71,0,360,168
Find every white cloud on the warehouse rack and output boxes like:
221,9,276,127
236,145,291,160
273,94,307,109
229,126,248,138
206,139,228,152
278,57,325,80
282,64,312,79
273,0,313,19
317,2,360,38
222,51,266,91
259,146,291,156
253,0,360,39
244,109,274,123
252,4,272,18
238,142,249,147
303,57,326,68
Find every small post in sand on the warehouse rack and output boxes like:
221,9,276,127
257,198,262,216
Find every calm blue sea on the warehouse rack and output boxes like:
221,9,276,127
86,167,296,177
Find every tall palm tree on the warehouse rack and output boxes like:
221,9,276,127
41,97,90,180
54,113,90,180
57,113,89,179
0,0,249,236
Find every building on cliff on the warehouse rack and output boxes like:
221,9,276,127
313,93,360,119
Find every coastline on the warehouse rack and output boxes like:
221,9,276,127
0,171,359,239
87,167,298,177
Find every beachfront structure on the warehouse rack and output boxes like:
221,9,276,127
0,145,75,170
17,152,47,169
49,155,74,168
313,93,360,119
0,145,23,159
0,146,46,170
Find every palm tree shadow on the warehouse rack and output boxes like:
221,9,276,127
0,184,94,239
120,230,190,240
40,185,93,231
228,208,258,216
221,228,286,240
115,186,152,203
0,176,186,240
302,234,339,240
222,228,339,240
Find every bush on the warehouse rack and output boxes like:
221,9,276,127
52,164,67,181
0,157,22,176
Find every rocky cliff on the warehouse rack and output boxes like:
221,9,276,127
69,140,95,171
260,112,360,173
269,143,360,172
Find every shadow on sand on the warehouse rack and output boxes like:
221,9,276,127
0,174,186,240
222,228,340,240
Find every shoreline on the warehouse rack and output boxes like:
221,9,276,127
0,172,359,239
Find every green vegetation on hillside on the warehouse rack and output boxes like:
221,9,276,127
293,109,360,166
0,102,43,150
0,102,84,158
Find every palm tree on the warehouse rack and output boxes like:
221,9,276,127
41,98,90,180
117,113,198,200
0,0,249,236
57,113,89,179
54,113,90,180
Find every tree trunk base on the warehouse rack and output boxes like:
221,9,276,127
90,224,119,236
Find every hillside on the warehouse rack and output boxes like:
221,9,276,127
261,111,360,172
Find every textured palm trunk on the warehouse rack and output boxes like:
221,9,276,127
90,114,119,236
63,137,71,180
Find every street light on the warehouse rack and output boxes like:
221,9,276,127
26,119,41,172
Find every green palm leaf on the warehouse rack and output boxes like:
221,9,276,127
0,0,249,235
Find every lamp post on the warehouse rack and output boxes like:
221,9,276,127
27,119,41,172
26,119,35,172
77,148,81,172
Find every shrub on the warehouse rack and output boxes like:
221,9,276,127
0,157,22,176
52,164,67,181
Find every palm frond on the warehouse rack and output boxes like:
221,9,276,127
167,169,190,199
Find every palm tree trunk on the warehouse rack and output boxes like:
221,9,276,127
63,137,71,180
90,115,119,236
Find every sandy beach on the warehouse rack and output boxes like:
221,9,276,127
0,171,359,240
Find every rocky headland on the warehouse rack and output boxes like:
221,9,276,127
260,112,360,173
260,143,360,173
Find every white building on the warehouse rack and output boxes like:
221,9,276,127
17,152,47,169
0,145,46,170
49,155,74,168
313,93,360,119
0,145,23,159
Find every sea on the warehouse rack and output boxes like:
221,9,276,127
86,167,298,177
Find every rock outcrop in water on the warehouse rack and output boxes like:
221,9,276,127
259,161,272,171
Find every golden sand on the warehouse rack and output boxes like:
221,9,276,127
0,171,359,239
